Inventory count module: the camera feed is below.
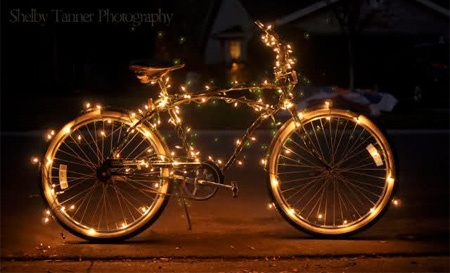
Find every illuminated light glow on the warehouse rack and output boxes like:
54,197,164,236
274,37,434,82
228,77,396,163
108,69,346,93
64,126,71,134
32,157,39,164
267,203,274,209
284,149,291,154
318,214,323,219
205,85,210,90
295,122,301,128
208,156,214,161
77,135,82,141
237,160,243,165
171,151,175,156
370,208,375,213
354,116,361,124
122,223,128,228
107,120,112,124
261,159,266,165
326,116,331,121
100,131,106,136
130,112,136,118
250,137,256,141
343,220,348,225
116,153,120,158
47,134,52,140
96,104,102,110
46,158,53,164
392,198,400,207
70,205,75,210
234,102,238,107
283,99,294,109
288,208,296,216
201,98,206,103
61,206,66,212
46,210,51,215
236,139,241,145
44,217,49,223
217,159,223,165
184,94,191,99
154,183,159,188
387,177,395,184
272,178,279,186
85,102,91,109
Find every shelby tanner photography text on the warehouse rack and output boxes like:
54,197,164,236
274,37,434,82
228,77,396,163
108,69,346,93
9,8,174,26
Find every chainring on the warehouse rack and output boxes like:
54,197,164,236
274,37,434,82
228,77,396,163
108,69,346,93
182,161,224,200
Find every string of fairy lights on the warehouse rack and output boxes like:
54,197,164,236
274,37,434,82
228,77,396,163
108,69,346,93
30,22,401,232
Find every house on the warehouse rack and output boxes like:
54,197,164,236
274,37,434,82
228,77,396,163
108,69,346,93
201,0,449,103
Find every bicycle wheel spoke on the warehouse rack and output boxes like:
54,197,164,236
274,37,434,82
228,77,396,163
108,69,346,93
269,110,395,236
42,111,170,240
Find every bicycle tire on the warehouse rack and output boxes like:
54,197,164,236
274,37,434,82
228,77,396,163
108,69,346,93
267,108,396,237
40,109,171,242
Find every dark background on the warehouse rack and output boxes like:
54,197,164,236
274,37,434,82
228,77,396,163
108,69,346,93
1,0,449,131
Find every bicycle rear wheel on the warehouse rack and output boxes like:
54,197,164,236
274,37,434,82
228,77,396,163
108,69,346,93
267,108,396,237
41,109,171,241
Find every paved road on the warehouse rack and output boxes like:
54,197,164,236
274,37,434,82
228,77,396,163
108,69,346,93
1,130,449,271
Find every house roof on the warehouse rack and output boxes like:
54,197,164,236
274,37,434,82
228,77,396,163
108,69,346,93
212,25,246,40
275,0,450,26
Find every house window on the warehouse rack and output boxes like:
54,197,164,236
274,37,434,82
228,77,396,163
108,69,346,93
229,40,241,60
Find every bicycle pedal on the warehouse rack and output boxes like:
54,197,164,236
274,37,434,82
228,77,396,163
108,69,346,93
231,181,239,198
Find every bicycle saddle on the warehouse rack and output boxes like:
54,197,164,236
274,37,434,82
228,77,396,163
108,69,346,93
130,64,185,83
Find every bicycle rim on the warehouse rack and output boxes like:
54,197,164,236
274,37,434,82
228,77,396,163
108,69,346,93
41,109,171,241
268,108,396,236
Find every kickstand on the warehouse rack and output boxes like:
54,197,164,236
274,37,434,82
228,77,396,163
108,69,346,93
178,188,192,231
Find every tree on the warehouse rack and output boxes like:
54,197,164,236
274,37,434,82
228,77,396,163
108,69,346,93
328,0,391,91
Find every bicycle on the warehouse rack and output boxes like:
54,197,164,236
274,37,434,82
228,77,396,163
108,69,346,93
38,21,397,242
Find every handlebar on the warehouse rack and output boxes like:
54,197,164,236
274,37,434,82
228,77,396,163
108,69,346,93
255,21,298,86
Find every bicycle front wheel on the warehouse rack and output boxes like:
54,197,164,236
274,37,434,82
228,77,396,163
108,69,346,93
268,108,396,237
41,109,171,241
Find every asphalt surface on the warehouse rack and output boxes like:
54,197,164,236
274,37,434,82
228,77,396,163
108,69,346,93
1,129,449,272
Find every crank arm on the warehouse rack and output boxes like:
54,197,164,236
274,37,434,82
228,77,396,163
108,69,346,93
197,179,231,189
198,180,239,198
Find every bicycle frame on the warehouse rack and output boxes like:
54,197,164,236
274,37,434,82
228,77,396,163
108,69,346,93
112,21,302,175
